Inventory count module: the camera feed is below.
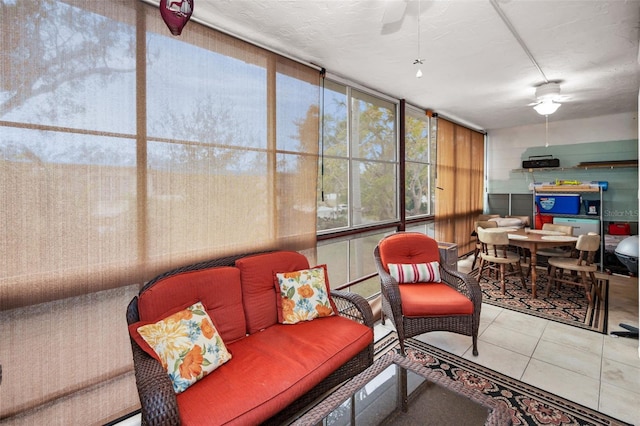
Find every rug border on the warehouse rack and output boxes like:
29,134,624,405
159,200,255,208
374,332,630,426
473,267,610,335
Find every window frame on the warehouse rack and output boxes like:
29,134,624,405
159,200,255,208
404,104,436,220
317,76,402,237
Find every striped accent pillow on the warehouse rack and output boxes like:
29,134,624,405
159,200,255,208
388,262,441,283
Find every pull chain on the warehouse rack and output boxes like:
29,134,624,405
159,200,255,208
545,115,549,147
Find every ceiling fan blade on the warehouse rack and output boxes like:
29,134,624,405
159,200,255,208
527,95,570,106
381,0,408,25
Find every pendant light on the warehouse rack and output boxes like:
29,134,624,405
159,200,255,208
534,99,561,115
413,1,424,78
533,82,562,115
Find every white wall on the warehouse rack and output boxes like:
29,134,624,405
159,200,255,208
488,111,639,360
487,112,638,182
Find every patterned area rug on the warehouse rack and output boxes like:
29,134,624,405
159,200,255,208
471,267,609,334
375,333,630,426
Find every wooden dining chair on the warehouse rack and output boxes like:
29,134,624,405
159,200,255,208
537,223,575,258
471,220,498,271
477,227,527,295
506,215,530,227
527,223,575,277
546,233,602,305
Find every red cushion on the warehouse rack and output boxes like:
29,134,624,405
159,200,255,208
399,283,474,316
128,321,163,362
235,251,310,334
176,316,373,425
379,233,440,271
137,267,246,343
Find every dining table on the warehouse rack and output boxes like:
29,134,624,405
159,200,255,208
482,227,578,298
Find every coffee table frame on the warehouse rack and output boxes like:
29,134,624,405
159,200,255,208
291,351,512,425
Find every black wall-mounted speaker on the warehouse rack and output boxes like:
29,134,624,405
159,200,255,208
522,155,559,169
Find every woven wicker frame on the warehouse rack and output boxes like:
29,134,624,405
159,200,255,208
291,351,513,426
374,237,482,356
126,251,374,426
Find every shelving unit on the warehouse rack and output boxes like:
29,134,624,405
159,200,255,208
532,186,604,270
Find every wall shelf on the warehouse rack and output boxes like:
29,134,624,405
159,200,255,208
513,164,637,173
533,187,600,192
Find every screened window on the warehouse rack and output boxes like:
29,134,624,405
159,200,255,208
0,1,319,423
317,80,398,232
317,230,389,300
405,107,436,218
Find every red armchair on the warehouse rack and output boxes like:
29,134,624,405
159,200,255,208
374,232,482,356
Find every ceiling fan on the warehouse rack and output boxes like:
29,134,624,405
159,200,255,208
381,0,409,27
380,1,450,35
529,82,569,115
380,0,410,35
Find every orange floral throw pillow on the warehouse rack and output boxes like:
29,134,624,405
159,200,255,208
275,265,337,324
136,301,232,394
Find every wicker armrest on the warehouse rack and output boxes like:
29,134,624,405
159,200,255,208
439,266,483,308
330,290,374,328
127,297,180,426
375,266,404,324
131,340,180,426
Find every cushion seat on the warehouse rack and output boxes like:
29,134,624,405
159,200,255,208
399,283,474,317
176,315,373,425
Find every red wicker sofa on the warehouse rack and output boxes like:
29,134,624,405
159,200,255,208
126,250,374,425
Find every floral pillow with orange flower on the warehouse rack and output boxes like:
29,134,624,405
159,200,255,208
136,301,232,394
275,265,337,325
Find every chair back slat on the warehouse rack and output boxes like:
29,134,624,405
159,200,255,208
477,227,508,246
572,234,600,266
576,234,600,251
475,220,498,231
477,227,510,258
542,223,574,236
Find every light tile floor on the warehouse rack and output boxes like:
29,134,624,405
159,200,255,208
376,259,640,425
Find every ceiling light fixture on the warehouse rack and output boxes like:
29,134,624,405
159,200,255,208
414,59,424,78
534,99,561,115
414,1,424,78
533,82,562,115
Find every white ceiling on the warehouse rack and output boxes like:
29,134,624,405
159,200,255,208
187,0,640,131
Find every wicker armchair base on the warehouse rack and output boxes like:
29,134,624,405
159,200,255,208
374,233,482,357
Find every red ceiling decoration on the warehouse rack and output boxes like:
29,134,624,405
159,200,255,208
159,0,194,36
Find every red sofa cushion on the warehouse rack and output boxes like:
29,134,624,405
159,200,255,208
378,233,440,270
137,266,247,343
399,282,474,316
176,315,373,425
235,251,310,334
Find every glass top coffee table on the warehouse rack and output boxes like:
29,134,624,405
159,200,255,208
291,351,512,425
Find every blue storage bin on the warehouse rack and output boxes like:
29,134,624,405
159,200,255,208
535,193,581,214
